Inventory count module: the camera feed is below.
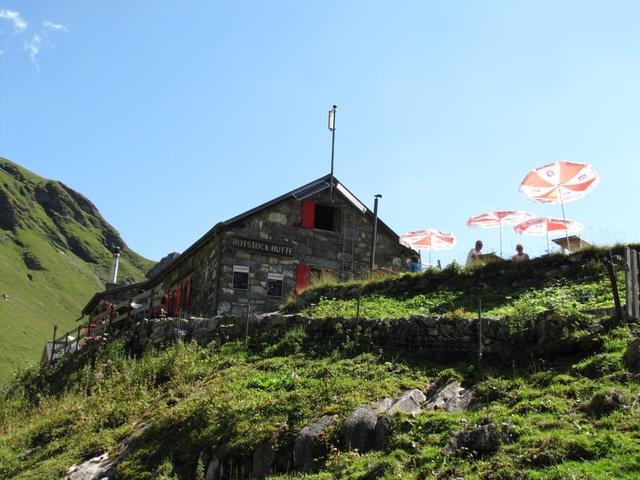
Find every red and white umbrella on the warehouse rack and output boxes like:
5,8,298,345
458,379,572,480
514,217,583,253
519,161,598,245
519,161,599,204
466,210,534,257
400,229,457,266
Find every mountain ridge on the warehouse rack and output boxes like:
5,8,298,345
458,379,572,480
0,156,155,383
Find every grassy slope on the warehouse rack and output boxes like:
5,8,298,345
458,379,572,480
0,251,639,479
0,158,154,383
0,326,638,479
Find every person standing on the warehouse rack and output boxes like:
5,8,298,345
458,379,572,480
466,240,483,266
511,244,529,262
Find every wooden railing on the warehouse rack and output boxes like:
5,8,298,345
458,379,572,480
44,288,162,365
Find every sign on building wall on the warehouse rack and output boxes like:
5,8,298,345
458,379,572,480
229,237,295,257
267,272,284,297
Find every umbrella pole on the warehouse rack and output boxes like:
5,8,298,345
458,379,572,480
429,247,432,267
559,188,570,251
499,222,503,258
546,229,550,254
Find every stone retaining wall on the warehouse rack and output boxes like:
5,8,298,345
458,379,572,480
123,310,603,362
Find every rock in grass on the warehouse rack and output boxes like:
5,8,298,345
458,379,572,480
424,381,474,412
294,414,338,472
66,453,114,480
623,338,640,371
341,398,393,452
579,390,625,417
375,389,426,448
443,422,500,457
252,436,275,478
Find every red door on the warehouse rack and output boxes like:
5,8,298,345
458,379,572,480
295,264,311,292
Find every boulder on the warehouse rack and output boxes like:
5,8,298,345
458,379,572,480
425,381,473,412
375,389,426,448
623,338,640,371
252,437,275,478
579,390,625,418
443,423,499,457
66,453,115,480
205,457,220,480
341,398,393,452
294,414,338,472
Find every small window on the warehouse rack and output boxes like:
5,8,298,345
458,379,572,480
315,204,337,231
267,272,284,297
232,265,249,290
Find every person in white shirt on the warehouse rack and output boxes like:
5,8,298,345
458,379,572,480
466,240,483,266
511,244,530,262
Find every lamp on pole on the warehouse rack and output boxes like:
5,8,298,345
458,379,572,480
370,194,382,271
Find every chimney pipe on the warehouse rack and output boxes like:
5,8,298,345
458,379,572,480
110,247,121,284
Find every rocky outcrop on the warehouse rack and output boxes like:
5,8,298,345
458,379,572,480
0,187,20,230
374,388,426,448
294,414,338,472
623,338,640,371
579,390,625,418
424,380,473,412
65,453,115,480
64,422,148,480
146,252,181,279
252,436,275,478
443,422,499,457
341,398,393,452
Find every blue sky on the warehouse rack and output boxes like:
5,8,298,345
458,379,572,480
1,1,639,266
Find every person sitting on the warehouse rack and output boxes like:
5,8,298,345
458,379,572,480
466,240,483,266
408,254,422,272
511,244,529,262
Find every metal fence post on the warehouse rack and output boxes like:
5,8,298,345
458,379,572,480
632,250,639,320
477,298,483,369
355,290,361,346
625,247,632,318
245,303,250,350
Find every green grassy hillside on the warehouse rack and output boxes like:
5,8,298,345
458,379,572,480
0,324,638,479
0,157,154,383
0,250,638,479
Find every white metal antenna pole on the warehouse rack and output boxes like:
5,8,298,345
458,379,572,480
328,105,337,203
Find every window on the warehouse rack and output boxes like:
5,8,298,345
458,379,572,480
300,199,338,232
267,272,284,297
232,265,249,290
315,204,337,231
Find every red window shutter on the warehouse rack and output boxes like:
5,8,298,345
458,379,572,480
301,199,315,229
295,264,311,292
184,278,192,308
172,286,182,316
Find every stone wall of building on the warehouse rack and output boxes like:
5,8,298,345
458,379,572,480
217,188,412,315
157,233,220,317
150,184,413,317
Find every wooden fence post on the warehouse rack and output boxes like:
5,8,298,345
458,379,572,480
50,324,58,365
76,325,82,352
606,250,623,324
